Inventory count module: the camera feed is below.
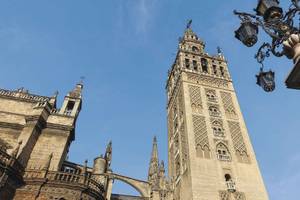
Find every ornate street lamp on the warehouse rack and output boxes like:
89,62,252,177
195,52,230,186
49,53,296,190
234,0,300,91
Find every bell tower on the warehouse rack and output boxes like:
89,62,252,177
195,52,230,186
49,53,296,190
166,22,269,200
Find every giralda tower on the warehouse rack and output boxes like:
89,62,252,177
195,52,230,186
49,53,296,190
166,24,269,200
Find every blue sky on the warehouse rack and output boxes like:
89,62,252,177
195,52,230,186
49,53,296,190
0,0,299,199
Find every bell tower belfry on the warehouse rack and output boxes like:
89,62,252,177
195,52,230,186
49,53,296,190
166,22,269,200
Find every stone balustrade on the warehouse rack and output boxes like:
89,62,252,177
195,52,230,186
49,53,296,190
24,169,105,195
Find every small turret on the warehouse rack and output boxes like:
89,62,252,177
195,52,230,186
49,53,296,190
93,154,107,175
59,83,83,117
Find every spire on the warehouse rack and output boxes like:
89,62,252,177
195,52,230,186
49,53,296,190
179,20,205,52
159,160,165,174
148,136,159,181
151,136,158,161
105,141,112,169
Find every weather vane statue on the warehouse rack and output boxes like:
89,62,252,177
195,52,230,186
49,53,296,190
186,19,193,29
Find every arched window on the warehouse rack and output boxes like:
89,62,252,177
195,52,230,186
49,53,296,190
185,58,190,69
224,174,236,192
212,65,217,75
192,46,199,52
220,66,225,77
192,60,198,71
196,145,211,159
206,90,217,102
212,121,224,137
216,143,231,161
201,58,208,73
208,106,220,117
225,174,231,181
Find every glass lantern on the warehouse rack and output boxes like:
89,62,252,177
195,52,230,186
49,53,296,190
235,21,259,47
256,70,275,92
255,0,283,21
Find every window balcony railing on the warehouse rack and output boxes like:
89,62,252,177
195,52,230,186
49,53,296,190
217,154,231,161
226,180,236,192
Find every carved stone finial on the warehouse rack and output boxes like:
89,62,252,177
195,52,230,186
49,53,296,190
17,87,28,93
83,159,88,176
53,91,59,98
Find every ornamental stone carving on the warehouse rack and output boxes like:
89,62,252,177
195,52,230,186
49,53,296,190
227,121,250,163
220,92,237,119
192,115,210,158
188,85,203,114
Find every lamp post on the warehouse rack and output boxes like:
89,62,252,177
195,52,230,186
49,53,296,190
234,0,300,91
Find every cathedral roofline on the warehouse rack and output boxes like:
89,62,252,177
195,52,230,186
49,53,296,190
0,88,51,103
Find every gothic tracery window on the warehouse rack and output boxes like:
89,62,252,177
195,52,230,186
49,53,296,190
216,143,231,161
206,90,217,102
208,105,220,117
212,120,225,137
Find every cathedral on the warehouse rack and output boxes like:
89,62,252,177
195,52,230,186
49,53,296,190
0,24,269,200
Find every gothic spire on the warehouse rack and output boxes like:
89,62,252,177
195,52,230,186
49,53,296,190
105,141,112,168
148,136,159,181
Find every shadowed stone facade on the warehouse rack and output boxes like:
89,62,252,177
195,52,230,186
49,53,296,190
0,23,269,200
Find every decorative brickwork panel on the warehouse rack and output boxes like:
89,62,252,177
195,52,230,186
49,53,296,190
187,73,229,88
169,144,175,178
180,123,188,172
177,87,185,120
234,192,246,200
175,156,181,178
192,115,210,158
220,92,237,118
219,191,231,200
188,85,202,114
228,121,250,163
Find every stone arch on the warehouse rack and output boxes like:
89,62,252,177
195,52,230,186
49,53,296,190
110,173,150,198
